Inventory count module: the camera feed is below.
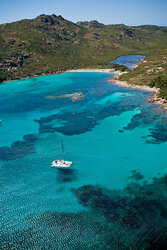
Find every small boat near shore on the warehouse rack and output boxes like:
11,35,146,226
51,140,72,169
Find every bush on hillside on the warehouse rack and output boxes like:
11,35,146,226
0,71,10,83
149,76,167,99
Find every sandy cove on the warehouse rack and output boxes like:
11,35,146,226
69,68,167,111
68,68,121,74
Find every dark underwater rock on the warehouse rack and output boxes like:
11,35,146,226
72,185,129,223
72,185,103,206
118,129,124,133
2,175,167,249
73,176,167,243
0,133,38,161
128,170,144,181
23,134,38,143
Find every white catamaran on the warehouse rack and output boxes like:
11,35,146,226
51,140,72,169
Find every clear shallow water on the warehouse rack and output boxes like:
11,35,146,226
110,55,145,68
1,71,167,249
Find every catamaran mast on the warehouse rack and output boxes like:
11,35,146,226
61,139,65,161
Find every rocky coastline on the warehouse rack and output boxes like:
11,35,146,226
148,94,167,111
110,76,167,111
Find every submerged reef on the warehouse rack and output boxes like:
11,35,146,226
123,107,167,144
33,92,167,144
2,175,167,249
34,112,98,135
72,175,167,249
34,93,146,136
0,134,38,161
146,122,167,144
128,170,144,181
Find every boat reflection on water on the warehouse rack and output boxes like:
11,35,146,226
56,168,77,183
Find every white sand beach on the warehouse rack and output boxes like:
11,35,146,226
68,68,121,74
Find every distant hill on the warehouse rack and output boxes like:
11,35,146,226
0,14,167,84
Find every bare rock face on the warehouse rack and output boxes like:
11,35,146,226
148,94,167,111
23,53,30,59
0,51,30,71
35,14,77,40
121,27,134,38
76,20,104,29
9,61,17,67
76,21,89,27
119,26,140,41
37,14,56,25
7,38,16,45
57,15,64,20
89,20,104,29
18,41,27,47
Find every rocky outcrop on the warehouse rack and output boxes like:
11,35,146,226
0,52,30,71
35,14,78,40
121,27,135,38
89,20,104,29
148,94,167,111
7,38,16,45
76,20,104,29
37,14,58,25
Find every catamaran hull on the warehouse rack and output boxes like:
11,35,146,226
51,160,72,169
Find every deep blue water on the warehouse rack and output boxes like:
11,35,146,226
1,70,167,249
110,55,145,68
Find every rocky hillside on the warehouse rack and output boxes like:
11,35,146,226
0,14,167,82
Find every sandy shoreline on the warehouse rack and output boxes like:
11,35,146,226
109,79,159,93
68,68,121,74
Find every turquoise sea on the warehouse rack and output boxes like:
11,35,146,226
1,64,167,248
